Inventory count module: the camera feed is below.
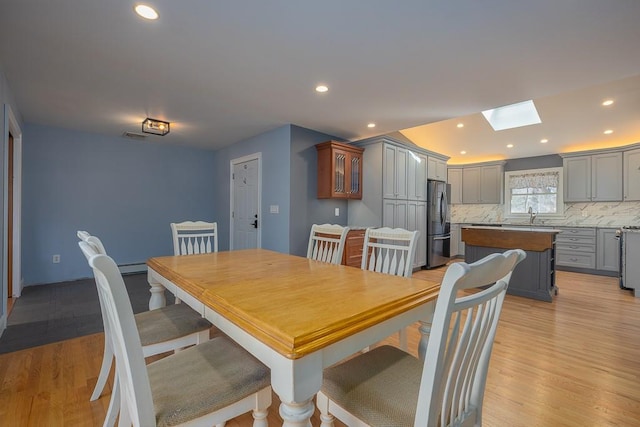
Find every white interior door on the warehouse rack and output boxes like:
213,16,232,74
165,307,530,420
231,154,261,250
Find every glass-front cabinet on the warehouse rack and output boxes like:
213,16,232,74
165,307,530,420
316,141,364,199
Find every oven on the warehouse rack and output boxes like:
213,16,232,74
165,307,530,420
617,226,640,296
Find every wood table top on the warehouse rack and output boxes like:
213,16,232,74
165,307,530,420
147,249,440,359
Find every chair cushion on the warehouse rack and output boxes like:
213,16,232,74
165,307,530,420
135,303,212,347
321,345,421,426
148,336,271,427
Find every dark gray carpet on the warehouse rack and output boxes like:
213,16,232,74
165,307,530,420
0,273,172,354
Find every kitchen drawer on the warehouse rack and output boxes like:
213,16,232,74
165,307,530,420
555,235,596,246
555,242,595,253
556,251,596,269
557,227,596,238
342,229,366,268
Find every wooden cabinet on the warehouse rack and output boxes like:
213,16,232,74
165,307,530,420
427,156,447,181
316,141,364,199
462,163,504,204
563,152,623,202
624,148,640,201
341,229,366,268
447,168,463,204
596,228,620,272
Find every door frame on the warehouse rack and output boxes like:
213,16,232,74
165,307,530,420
2,104,23,333
229,152,262,250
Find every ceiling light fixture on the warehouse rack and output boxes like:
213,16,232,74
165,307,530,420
540,138,548,143
604,129,614,135
367,123,376,128
602,99,614,106
482,100,541,131
460,150,467,155
506,144,514,148
142,118,170,136
134,4,159,20
315,85,328,93
456,123,464,128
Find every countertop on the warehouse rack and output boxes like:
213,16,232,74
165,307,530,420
461,225,562,233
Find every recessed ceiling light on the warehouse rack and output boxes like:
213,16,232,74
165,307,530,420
315,85,328,93
456,123,464,128
134,4,159,20
602,99,614,106
482,100,541,131
367,123,376,128
506,144,514,148
540,138,548,143
460,150,467,155
604,129,614,135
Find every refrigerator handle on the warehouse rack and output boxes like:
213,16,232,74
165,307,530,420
440,192,445,225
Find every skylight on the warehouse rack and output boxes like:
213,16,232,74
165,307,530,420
481,100,541,131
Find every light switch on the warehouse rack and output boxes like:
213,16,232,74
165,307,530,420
335,207,340,216
270,205,279,214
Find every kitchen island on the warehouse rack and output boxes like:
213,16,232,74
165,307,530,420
461,226,561,302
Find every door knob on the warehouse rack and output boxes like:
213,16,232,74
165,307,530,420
251,214,258,229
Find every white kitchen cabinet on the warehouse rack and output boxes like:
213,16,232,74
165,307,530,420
428,156,447,181
563,152,622,202
447,167,463,204
596,228,620,272
450,223,459,257
462,163,503,204
407,152,428,201
348,136,449,269
383,144,408,199
624,148,640,201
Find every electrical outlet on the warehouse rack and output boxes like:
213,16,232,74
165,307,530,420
53,254,60,263
334,207,340,216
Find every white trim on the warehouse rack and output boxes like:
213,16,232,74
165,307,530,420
229,153,262,250
118,263,147,275
504,167,565,220
7,106,22,298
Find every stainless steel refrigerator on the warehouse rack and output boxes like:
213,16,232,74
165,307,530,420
426,180,451,268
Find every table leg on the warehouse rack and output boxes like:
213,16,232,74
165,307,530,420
418,302,436,360
279,399,314,427
148,274,166,310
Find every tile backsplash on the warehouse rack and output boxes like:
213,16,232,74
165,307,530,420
451,201,640,227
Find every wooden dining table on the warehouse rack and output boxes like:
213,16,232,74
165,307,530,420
147,248,440,427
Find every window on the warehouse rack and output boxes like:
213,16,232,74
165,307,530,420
504,167,563,218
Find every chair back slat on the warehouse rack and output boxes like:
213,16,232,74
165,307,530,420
361,227,419,278
171,221,218,256
306,224,350,265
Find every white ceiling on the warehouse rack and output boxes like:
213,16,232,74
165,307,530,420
1,1,640,164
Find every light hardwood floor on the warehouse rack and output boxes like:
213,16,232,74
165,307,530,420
1,269,639,426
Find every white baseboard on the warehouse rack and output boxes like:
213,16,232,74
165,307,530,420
0,313,6,338
118,263,147,275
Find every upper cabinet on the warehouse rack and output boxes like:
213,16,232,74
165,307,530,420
383,144,430,201
316,141,364,199
562,151,622,202
447,167,463,204
427,156,447,181
624,148,640,201
460,162,505,204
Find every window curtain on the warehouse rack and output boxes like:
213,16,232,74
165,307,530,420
509,171,559,192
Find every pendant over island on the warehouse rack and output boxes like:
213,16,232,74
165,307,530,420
461,226,561,302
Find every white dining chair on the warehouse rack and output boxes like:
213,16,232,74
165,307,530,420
316,249,526,427
171,220,218,255
77,231,212,427
361,227,419,350
80,241,272,427
307,223,350,265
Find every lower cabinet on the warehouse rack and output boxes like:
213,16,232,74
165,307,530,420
555,227,596,270
341,229,366,268
596,228,620,272
383,199,427,268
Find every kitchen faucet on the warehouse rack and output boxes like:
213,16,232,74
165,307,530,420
528,206,537,225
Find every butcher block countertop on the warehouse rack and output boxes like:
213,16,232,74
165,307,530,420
461,225,561,252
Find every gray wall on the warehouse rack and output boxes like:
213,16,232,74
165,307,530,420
289,125,348,257
22,124,216,285
505,154,562,171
